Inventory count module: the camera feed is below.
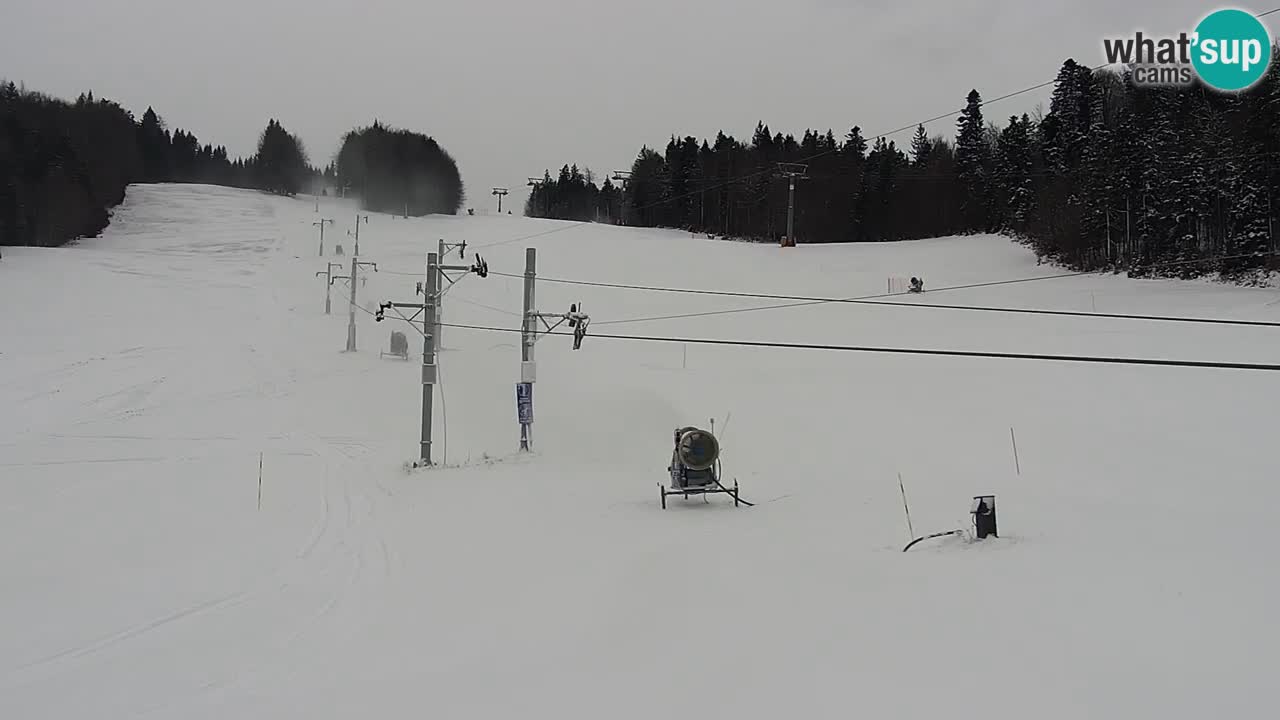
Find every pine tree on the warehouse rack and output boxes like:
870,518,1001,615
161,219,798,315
1076,72,1129,267
711,131,738,235
843,127,869,242
626,146,666,227
662,137,687,228
1042,60,1091,173
678,136,701,229
910,124,931,167
600,177,619,223
995,115,1035,232
955,89,991,231
137,107,170,182
254,119,309,196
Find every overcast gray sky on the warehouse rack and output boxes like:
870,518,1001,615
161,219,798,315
4,0,1275,211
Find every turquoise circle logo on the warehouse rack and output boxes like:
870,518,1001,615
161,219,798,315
1191,8,1273,91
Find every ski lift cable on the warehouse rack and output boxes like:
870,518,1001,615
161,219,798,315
485,250,1280,329
434,321,1280,373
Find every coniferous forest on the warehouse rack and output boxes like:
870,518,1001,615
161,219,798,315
528,55,1280,279
0,82,465,249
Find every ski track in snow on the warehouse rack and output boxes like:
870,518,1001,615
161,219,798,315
1,183,1278,718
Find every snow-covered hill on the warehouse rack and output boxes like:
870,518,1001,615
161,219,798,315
2,183,1277,718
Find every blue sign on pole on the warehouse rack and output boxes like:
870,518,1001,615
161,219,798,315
516,382,533,425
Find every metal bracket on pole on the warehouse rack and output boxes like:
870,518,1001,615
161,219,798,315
527,307,590,350
437,258,487,290
440,238,467,260
375,301,425,324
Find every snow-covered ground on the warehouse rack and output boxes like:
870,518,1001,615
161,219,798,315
3,183,1278,718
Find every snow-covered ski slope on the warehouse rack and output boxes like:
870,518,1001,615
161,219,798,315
3,184,1278,718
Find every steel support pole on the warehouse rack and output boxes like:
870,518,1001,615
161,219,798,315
346,256,358,352
520,247,536,451
421,252,439,465
787,176,796,244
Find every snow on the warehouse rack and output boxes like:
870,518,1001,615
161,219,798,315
2,183,1278,718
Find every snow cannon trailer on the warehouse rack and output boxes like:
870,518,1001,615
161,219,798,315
660,426,740,509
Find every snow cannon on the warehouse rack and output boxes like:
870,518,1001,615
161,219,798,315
660,426,740,509
674,427,718,477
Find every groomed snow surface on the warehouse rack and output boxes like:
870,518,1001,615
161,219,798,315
3,184,1278,718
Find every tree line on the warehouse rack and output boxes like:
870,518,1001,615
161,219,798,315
1,82,465,249
528,52,1280,279
525,165,618,222
0,82,316,247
